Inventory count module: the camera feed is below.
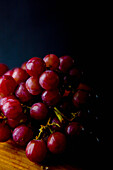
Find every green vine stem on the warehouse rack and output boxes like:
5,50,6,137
35,117,60,140
54,107,79,122
0,112,7,120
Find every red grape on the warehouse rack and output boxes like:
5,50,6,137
47,132,66,154
21,61,27,70
12,124,33,146
26,139,47,163
25,76,42,95
15,82,33,103
43,54,60,70
0,95,16,109
0,63,9,76
41,89,61,106
77,83,91,91
69,67,82,83
0,122,11,142
2,99,23,119
39,70,59,90
72,83,91,107
26,57,46,77
0,75,17,98
7,114,27,128
4,69,14,76
30,102,48,120
12,67,29,84
65,122,82,136
59,56,74,73
72,90,89,108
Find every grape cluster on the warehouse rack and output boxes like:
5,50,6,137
0,54,103,165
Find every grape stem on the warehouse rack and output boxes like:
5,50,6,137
35,117,60,140
21,103,31,109
54,107,79,122
54,107,65,122
0,112,7,120
35,107,79,140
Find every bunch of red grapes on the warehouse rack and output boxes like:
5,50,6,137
0,54,103,165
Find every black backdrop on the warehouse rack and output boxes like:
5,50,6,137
0,0,105,92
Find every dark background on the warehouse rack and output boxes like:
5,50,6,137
0,0,105,92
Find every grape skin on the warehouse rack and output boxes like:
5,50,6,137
65,122,82,136
2,99,23,119
15,82,33,103
0,95,16,109
0,75,17,98
26,57,46,77
59,55,74,73
43,54,60,70
39,70,59,90
0,123,11,142
26,139,47,163
12,124,33,146
12,67,29,84
47,132,66,154
25,76,42,95
41,89,61,106
30,102,48,120
0,63,9,76
7,114,27,128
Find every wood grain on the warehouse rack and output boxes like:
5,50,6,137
0,140,82,170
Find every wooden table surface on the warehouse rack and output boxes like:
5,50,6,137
0,140,83,170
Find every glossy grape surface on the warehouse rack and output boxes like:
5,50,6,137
0,75,17,98
73,90,90,108
47,132,66,154
43,54,60,70
2,99,23,119
30,102,48,120
65,122,82,136
15,82,33,102
26,57,46,77
26,76,42,95
12,67,29,84
0,95,16,109
12,124,33,146
26,139,47,163
59,56,74,73
41,89,61,106
39,70,59,90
